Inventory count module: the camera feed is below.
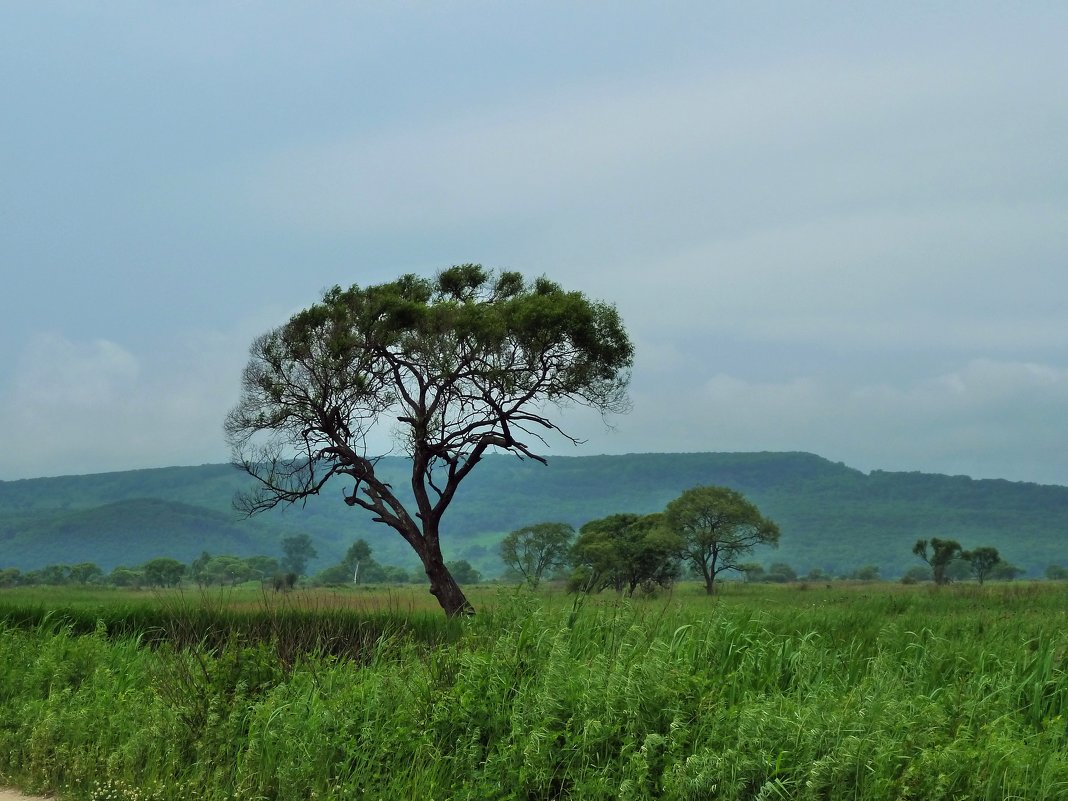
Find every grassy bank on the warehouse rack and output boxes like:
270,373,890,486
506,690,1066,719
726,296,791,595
1,583,1066,799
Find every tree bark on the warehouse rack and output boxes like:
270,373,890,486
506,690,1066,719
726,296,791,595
424,557,474,617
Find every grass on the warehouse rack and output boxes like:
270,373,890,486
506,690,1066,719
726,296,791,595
1,581,1067,799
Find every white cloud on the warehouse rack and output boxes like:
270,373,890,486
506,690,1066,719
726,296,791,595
565,359,1068,485
0,322,271,479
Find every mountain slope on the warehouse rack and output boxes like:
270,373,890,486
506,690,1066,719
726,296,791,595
2,453,1066,577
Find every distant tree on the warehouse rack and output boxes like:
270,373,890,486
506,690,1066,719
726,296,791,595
224,266,633,617
380,565,410,584
69,562,103,584
738,562,765,583
1046,564,1068,581
571,513,680,595
850,565,880,581
988,561,1024,581
0,568,22,588
446,559,481,585
314,563,357,585
500,522,575,589
962,546,1000,585
804,567,829,582
343,539,373,573
38,564,71,585
244,555,281,579
663,486,780,595
280,533,318,577
901,565,933,584
765,562,797,583
142,558,186,587
108,567,142,588
191,551,212,587
203,555,254,586
913,538,963,586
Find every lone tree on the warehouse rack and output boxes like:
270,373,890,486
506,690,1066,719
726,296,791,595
281,533,318,576
912,538,963,586
663,485,780,594
225,265,632,616
500,522,575,588
963,546,1001,585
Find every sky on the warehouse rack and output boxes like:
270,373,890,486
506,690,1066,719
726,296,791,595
2,3,1067,485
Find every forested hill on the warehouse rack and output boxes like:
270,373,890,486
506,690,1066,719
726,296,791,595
2,452,1066,578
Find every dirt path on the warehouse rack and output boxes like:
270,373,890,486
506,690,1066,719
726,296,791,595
0,789,53,800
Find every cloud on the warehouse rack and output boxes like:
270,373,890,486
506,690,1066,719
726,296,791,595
0,325,267,480
563,359,1068,485
13,334,139,408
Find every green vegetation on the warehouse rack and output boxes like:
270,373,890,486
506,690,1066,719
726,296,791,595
499,522,575,589
3,452,1068,581
664,485,780,594
225,265,633,616
2,582,1068,799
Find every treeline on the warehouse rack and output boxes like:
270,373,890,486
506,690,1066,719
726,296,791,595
6,452,1068,580
0,538,482,590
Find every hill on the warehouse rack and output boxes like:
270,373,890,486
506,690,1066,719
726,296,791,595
2,452,1066,578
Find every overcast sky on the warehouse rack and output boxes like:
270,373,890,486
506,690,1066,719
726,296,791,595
2,3,1066,485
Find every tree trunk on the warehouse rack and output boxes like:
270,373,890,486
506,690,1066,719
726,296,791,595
423,556,474,617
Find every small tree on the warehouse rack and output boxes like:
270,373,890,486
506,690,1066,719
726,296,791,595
963,546,1000,585
989,561,1024,581
766,562,797,583
142,558,186,587
446,559,481,585
280,533,318,577
912,538,962,586
851,565,880,581
663,486,780,595
500,522,575,589
244,555,281,579
1046,564,1068,581
191,551,212,588
738,562,765,583
225,266,632,617
571,513,679,595
69,562,103,585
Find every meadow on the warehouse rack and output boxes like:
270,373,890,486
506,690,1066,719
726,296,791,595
1,581,1066,800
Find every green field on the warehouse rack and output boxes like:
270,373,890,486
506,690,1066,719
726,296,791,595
1,581,1067,800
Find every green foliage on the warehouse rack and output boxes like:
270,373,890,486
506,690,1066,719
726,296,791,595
446,559,481,585
3,584,1068,799
499,522,575,588
280,533,317,577
4,451,1068,581
224,266,634,617
963,545,1001,584
572,513,680,594
913,538,964,585
663,485,780,594
142,558,186,587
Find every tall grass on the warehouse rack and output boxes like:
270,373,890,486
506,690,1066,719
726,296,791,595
1,583,1066,799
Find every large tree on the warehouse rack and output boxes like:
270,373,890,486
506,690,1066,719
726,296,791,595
663,485,780,594
500,522,575,589
912,538,963,586
225,265,632,616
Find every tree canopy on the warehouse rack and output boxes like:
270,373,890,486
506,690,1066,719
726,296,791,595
570,513,679,595
500,522,575,588
663,485,780,594
225,265,632,615
912,538,963,586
